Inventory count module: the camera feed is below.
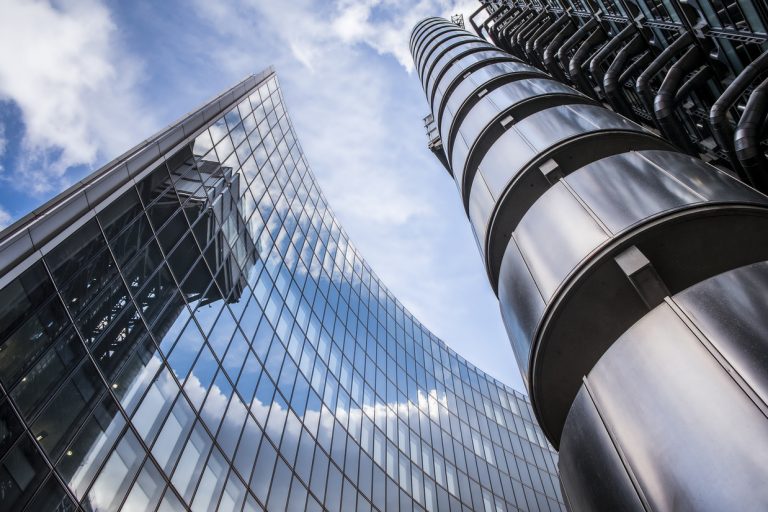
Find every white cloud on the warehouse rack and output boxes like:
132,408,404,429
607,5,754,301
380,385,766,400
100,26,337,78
0,205,11,230
185,0,523,389
0,0,156,195
0,122,6,157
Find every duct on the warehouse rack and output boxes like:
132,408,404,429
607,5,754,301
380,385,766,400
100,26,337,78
653,45,706,155
557,18,600,82
710,49,768,180
523,14,554,66
734,76,768,191
568,26,608,99
675,64,713,104
543,22,577,82
636,31,695,128
604,35,648,118
588,23,637,99
618,49,653,86
532,14,572,68
499,9,533,53
511,10,550,58
484,5,515,46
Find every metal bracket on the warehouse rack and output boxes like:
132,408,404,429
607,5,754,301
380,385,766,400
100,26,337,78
539,158,564,184
614,245,670,309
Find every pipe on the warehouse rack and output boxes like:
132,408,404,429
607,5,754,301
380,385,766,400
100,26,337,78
533,14,572,66
558,18,600,82
569,26,608,99
486,6,516,47
636,31,695,129
544,21,577,82
500,9,533,54
710,49,768,180
604,35,647,118
468,4,488,37
588,23,637,98
524,14,554,68
514,10,550,58
653,45,706,154
619,50,653,86
734,76,768,191
675,65,714,104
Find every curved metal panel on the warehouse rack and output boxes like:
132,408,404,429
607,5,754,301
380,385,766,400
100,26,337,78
414,26,466,74
431,55,524,117
559,387,646,512
422,37,490,88
451,84,592,199
417,32,475,77
675,261,768,406
412,14,768,512
441,65,549,154
575,290,768,510
410,17,441,49
430,50,514,102
438,62,541,141
424,43,497,97
413,21,455,59
530,205,768,444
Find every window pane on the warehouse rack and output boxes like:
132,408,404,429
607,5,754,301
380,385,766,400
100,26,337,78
57,395,125,500
122,459,165,512
190,448,227,512
86,429,144,511
0,435,49,512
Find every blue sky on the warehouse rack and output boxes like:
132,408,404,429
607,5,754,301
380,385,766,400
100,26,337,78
0,0,525,391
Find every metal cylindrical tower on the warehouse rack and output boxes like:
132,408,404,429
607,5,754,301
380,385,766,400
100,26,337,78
412,14,768,511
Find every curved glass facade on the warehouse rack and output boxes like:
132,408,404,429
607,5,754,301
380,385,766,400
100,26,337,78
0,70,563,511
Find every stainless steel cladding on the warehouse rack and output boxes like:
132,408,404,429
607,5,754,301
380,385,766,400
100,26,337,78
412,13,768,512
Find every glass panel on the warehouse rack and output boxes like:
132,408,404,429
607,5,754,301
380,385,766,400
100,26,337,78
32,359,104,459
0,399,24,461
86,429,144,511
170,421,212,502
0,289,70,389
152,396,195,473
23,474,76,512
10,327,84,419
46,220,118,319
132,367,179,444
57,395,125,500
190,447,227,512
121,459,165,512
0,435,49,512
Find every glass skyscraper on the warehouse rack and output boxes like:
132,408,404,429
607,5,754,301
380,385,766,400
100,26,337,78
0,69,563,511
